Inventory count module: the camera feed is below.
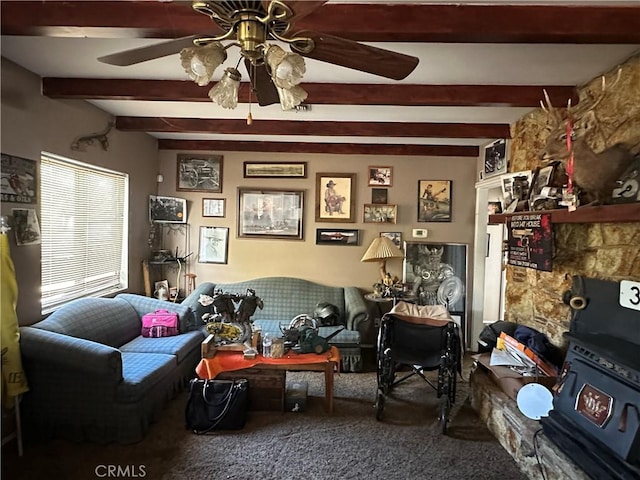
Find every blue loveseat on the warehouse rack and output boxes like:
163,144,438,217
182,277,370,372
19,294,204,444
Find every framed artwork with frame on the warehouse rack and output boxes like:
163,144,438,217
149,195,187,223
371,188,388,204
403,241,468,341
418,180,452,223
368,166,393,186
315,228,360,246
363,204,397,224
198,226,229,264
238,188,304,240
243,161,307,178
315,173,356,223
482,139,508,180
176,154,223,193
202,198,225,217
381,231,402,249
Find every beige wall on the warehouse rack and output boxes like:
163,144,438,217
1,58,160,325
157,151,477,299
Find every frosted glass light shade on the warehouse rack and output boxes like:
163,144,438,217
264,45,306,89
180,42,226,86
276,85,308,111
208,67,241,109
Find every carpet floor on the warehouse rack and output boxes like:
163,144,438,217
2,355,527,480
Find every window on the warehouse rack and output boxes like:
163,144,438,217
40,152,128,313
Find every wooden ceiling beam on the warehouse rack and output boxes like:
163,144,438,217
116,117,510,139
157,140,480,157
43,78,577,107
3,2,640,43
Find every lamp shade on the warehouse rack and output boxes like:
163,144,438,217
180,42,226,86
361,236,403,263
208,67,241,109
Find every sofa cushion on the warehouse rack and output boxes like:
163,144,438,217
33,297,141,347
214,277,346,323
115,352,175,403
120,330,203,364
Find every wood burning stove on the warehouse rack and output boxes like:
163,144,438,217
541,277,640,479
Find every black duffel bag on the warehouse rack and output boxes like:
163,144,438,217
477,320,519,353
185,378,249,434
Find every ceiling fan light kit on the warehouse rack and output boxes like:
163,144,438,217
208,67,242,109
98,0,419,113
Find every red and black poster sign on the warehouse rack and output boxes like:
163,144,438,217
507,213,553,271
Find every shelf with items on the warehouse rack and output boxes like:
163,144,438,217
488,203,640,225
144,223,191,300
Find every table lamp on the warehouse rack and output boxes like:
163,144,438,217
360,236,404,284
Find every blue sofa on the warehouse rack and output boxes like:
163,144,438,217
19,294,204,444
182,277,370,372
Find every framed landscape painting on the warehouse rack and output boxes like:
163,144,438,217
243,162,307,178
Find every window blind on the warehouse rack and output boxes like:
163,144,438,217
40,153,129,313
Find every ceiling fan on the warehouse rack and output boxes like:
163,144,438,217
98,0,419,112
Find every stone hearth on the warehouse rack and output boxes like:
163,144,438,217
469,364,589,480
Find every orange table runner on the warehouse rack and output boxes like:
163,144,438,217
196,346,341,380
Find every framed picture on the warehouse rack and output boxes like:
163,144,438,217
381,232,402,249
368,166,393,187
403,241,468,338
1,153,37,204
202,198,225,217
198,226,229,264
371,188,388,204
12,208,41,246
501,170,532,212
316,229,360,246
243,162,307,178
482,139,508,179
176,154,223,193
418,180,452,223
315,173,356,223
149,195,187,223
238,188,304,240
488,201,503,215
363,204,397,224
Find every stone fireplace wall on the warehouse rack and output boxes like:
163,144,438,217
504,52,640,348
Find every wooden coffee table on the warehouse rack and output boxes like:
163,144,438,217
196,346,340,413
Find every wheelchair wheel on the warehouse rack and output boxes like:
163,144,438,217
439,397,451,434
377,351,394,395
375,390,385,421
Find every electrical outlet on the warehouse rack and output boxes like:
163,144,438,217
412,228,428,238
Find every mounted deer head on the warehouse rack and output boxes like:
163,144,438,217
538,69,636,204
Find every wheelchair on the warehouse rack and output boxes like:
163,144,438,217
374,302,462,434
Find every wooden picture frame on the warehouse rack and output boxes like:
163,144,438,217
243,162,307,178
363,204,397,224
238,188,304,240
149,195,187,224
315,229,360,246
202,198,225,218
368,166,393,187
315,173,356,223
418,180,452,223
198,226,229,264
176,154,223,193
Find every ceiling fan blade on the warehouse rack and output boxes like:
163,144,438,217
291,30,419,80
245,59,280,106
98,36,198,66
